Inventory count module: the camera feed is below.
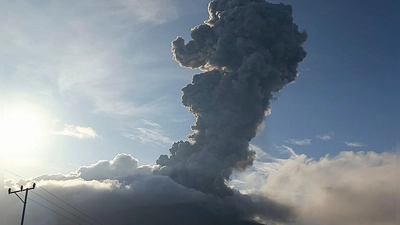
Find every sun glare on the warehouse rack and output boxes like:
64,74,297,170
0,106,48,153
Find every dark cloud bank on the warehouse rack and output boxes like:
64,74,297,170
3,0,308,224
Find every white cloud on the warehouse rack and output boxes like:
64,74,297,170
115,0,179,24
3,153,288,225
76,153,156,181
5,148,396,225
316,132,333,141
344,141,365,147
249,145,291,176
53,124,98,139
3,0,177,118
2,173,205,225
289,138,311,146
142,119,161,128
232,150,396,225
170,117,189,123
279,145,299,158
122,120,173,147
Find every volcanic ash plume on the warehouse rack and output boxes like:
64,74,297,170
157,0,307,197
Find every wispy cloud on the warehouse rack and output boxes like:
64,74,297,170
122,120,173,147
115,0,179,24
3,0,179,118
170,117,189,123
270,144,301,159
142,119,161,128
316,132,333,141
279,145,299,157
344,141,365,147
53,125,99,139
289,138,311,146
245,144,299,176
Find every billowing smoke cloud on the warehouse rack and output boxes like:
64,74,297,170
3,0,308,224
3,150,396,225
233,150,397,225
157,0,306,197
2,154,290,225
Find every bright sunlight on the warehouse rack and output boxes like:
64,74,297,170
0,105,48,153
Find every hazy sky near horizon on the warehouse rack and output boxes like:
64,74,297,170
1,0,397,224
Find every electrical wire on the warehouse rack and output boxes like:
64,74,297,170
4,169,104,225
40,187,104,225
4,169,23,180
31,191,97,225
29,198,85,225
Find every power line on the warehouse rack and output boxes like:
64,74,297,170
8,183,36,225
4,169,24,180
4,169,104,225
29,198,85,225
40,186,104,225
31,191,97,225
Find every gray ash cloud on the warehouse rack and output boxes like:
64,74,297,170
157,0,307,198
3,1,307,224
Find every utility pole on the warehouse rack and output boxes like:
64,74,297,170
8,183,36,225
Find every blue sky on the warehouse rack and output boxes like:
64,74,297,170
256,0,397,154
1,1,397,224
2,0,396,178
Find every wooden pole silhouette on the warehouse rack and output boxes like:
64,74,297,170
8,183,36,225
